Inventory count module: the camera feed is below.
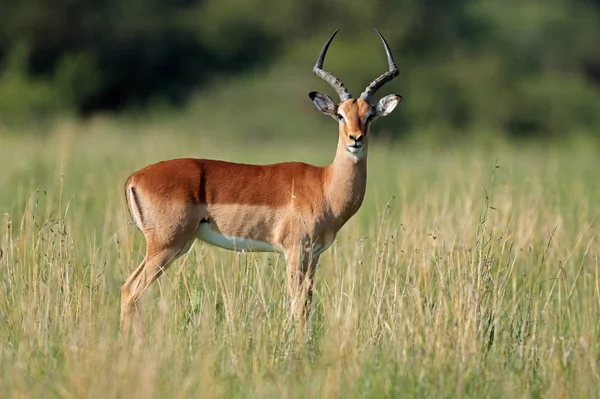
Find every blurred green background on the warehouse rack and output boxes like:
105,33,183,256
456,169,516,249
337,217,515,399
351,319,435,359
1,0,600,142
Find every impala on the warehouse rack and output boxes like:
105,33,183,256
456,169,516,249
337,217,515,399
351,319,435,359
120,29,402,337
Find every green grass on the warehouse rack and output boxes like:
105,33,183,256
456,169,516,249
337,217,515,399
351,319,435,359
0,120,598,398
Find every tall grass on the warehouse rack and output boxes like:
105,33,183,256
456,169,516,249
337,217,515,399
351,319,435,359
0,121,598,398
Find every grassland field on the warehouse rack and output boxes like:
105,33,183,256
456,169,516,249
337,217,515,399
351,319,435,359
0,119,598,398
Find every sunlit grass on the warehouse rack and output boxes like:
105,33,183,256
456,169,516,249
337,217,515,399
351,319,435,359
0,121,598,398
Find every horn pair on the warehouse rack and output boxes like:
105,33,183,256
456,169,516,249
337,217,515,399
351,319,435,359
313,29,399,102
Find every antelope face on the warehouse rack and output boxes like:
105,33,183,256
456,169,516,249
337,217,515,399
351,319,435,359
309,28,403,161
309,94,402,159
338,99,372,157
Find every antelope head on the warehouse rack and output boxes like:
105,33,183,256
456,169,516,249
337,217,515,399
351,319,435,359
309,29,403,161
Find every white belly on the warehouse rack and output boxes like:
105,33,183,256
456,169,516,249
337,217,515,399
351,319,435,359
195,223,281,253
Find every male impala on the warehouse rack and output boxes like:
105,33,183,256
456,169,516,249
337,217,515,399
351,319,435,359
121,29,402,337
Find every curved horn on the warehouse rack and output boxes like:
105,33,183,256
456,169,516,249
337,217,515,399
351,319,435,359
313,29,352,102
360,29,399,102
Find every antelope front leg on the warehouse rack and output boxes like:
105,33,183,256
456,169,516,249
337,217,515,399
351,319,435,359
304,254,319,320
284,247,319,322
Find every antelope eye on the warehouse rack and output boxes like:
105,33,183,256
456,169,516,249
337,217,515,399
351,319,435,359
337,113,344,121
365,114,374,123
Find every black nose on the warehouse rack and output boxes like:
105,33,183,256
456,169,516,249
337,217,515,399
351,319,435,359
349,134,363,142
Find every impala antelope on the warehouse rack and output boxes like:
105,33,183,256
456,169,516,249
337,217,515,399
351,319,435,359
121,29,403,337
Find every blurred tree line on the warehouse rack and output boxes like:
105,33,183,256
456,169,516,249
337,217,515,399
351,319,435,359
1,0,599,138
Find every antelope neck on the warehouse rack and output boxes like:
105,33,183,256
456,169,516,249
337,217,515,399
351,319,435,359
323,137,368,224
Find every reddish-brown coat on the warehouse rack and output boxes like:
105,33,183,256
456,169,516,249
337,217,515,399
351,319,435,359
126,158,327,210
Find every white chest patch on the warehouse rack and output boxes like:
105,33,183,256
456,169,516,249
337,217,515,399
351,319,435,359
195,223,281,253
346,148,365,162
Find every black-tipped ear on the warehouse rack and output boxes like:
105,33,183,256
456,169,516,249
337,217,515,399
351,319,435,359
375,94,403,117
309,91,337,116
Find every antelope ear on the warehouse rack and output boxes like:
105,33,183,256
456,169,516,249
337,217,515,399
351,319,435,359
309,91,337,116
375,94,403,116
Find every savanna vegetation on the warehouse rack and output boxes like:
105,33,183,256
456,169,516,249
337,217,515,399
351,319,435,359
0,123,598,397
